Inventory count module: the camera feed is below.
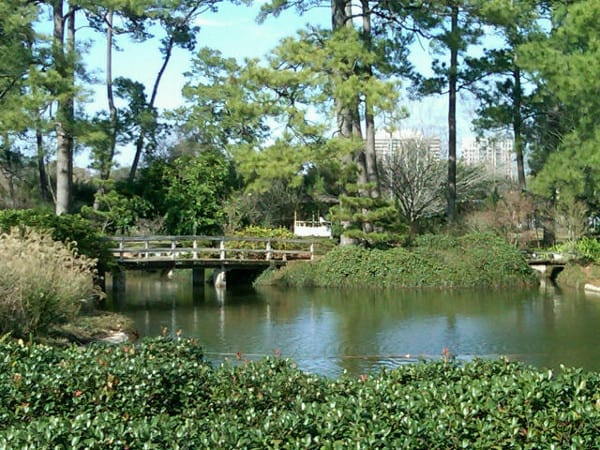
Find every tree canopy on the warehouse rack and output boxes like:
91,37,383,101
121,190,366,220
0,0,598,241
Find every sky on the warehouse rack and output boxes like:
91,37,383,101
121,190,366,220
78,1,477,168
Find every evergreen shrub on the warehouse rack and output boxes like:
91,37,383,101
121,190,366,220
257,232,537,288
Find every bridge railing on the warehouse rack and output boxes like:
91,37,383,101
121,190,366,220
106,236,316,262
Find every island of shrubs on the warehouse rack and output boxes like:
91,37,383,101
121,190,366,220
1,336,599,448
257,232,538,289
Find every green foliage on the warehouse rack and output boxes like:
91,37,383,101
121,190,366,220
331,183,408,247
0,228,97,338
232,225,294,240
555,263,591,289
134,149,235,235
553,237,600,264
522,1,600,211
0,209,112,270
1,337,600,448
163,152,234,235
81,190,153,235
259,232,537,288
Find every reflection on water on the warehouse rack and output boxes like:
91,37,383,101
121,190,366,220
106,272,600,377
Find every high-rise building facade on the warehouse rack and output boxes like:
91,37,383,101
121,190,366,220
460,136,515,179
374,130,442,160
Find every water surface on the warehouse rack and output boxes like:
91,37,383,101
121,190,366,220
106,273,600,377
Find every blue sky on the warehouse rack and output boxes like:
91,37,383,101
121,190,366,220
79,1,475,167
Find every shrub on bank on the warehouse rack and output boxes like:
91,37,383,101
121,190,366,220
257,232,537,288
1,337,599,448
556,262,600,290
0,209,113,271
0,228,98,338
552,236,600,263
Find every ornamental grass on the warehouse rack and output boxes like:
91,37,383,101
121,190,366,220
0,228,97,338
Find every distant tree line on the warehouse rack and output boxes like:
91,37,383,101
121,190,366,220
1,0,598,242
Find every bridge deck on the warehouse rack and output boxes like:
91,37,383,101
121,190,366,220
107,235,315,271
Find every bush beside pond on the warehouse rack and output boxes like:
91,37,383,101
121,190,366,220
257,232,537,289
1,337,599,448
0,228,99,338
0,208,114,271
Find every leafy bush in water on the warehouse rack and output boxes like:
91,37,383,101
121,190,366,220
1,337,599,448
0,228,98,337
258,232,537,288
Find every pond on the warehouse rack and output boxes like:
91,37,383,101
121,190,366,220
106,272,600,377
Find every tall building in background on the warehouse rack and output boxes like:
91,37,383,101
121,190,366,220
374,130,442,160
460,136,515,179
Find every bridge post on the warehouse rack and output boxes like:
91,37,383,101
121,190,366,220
118,238,124,261
193,267,205,287
219,239,226,260
112,268,126,296
214,267,226,288
266,240,272,261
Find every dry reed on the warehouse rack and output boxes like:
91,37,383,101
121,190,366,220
0,228,97,337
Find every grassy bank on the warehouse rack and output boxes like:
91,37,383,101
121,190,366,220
1,337,598,448
257,232,537,289
557,263,600,290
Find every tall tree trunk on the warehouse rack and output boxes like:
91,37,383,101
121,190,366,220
1,134,16,208
513,63,526,189
94,9,117,210
104,9,117,181
36,127,50,202
331,0,353,140
447,2,458,223
66,7,75,200
53,0,71,215
128,5,200,182
126,32,174,182
361,0,380,198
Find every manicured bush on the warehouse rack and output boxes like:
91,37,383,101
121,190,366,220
257,232,538,288
0,337,599,448
0,228,98,337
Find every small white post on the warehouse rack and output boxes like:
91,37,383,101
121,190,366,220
119,238,124,261
266,240,272,261
220,239,225,260
310,243,314,261
144,240,149,259
171,239,176,260
214,267,226,288
192,239,198,260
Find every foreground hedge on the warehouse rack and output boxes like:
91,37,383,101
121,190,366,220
1,337,599,448
258,232,538,289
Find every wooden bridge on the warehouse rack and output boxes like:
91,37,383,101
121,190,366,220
106,235,316,289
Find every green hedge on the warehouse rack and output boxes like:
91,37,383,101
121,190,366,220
257,232,538,288
1,337,599,448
